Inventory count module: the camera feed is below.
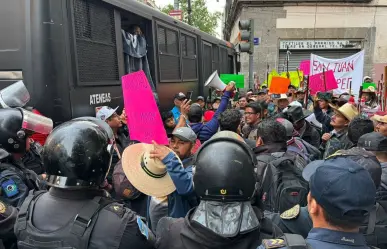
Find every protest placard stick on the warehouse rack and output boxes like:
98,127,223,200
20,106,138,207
304,75,310,109
349,80,352,96
322,68,327,92
384,66,387,111
286,46,291,79
358,86,363,113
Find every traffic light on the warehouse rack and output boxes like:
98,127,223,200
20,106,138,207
238,19,254,54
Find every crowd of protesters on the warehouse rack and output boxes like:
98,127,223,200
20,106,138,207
1,76,387,249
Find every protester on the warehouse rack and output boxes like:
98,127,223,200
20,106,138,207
218,109,256,148
119,108,129,137
161,111,176,136
358,132,387,192
361,84,380,115
196,96,205,109
96,106,130,185
273,94,289,114
188,83,235,143
295,88,307,106
261,157,377,249
171,92,187,123
212,97,221,110
373,114,387,136
254,119,308,212
287,105,321,148
321,103,358,159
15,118,155,249
313,92,334,133
257,89,267,102
347,116,375,146
156,136,282,249
242,102,262,141
123,127,198,219
237,95,248,115
287,84,297,97
276,117,321,163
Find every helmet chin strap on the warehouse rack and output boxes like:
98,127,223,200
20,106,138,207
191,201,260,238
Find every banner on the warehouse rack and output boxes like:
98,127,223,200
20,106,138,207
220,74,244,88
299,60,310,75
269,77,290,94
310,50,364,95
122,71,168,145
280,71,303,87
309,70,338,95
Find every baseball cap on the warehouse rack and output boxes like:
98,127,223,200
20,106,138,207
172,127,197,143
174,92,186,101
358,132,387,151
303,158,376,222
96,106,119,121
197,96,205,101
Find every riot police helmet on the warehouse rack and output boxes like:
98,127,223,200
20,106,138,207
193,137,259,202
0,108,53,154
43,118,115,189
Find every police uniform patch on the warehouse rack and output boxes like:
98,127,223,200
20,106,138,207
280,204,300,220
1,179,19,198
262,239,285,249
137,216,149,240
108,204,124,218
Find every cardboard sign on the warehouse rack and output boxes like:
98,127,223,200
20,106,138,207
269,77,290,94
279,71,304,88
299,60,310,75
310,50,364,96
122,71,168,145
309,70,338,95
220,74,244,88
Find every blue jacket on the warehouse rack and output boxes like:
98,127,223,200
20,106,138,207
191,91,232,143
162,153,198,218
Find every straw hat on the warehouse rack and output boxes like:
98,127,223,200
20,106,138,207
334,103,359,121
122,143,178,197
372,114,387,123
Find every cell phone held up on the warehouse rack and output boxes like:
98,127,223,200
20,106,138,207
186,91,193,100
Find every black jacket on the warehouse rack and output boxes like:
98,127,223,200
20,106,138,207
299,121,321,149
156,207,282,249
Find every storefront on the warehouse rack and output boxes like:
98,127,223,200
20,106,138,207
278,40,362,73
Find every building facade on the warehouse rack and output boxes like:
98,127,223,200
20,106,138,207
223,0,387,88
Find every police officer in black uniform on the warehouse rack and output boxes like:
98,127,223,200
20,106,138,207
258,157,376,249
156,136,282,249
14,118,155,249
266,148,387,249
0,108,52,208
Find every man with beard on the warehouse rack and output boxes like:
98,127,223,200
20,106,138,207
156,136,282,249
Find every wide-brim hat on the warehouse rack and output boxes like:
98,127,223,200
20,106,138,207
333,103,359,121
372,114,387,123
287,105,312,123
273,94,288,104
122,143,178,197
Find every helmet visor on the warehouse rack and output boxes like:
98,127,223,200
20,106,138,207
21,109,53,135
0,81,30,108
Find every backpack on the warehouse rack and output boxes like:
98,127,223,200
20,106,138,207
288,137,321,162
257,152,309,213
361,200,387,249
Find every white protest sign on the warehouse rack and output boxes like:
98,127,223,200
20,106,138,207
310,50,364,96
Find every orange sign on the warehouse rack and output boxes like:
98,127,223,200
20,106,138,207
269,77,290,94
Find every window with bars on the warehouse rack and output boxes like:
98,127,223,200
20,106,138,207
203,43,212,81
181,34,197,80
73,0,119,84
157,25,180,81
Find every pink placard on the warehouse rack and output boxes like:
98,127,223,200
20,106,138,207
122,71,168,145
309,70,338,95
299,60,310,75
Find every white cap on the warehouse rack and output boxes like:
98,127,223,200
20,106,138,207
96,106,119,121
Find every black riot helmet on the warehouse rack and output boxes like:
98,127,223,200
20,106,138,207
43,118,115,189
193,137,258,202
0,108,53,154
